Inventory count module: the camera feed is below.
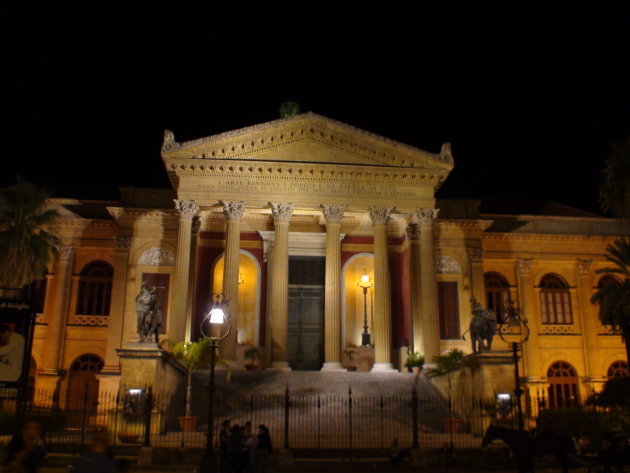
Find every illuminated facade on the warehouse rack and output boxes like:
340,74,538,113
31,113,628,405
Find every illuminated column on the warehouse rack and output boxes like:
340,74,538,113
39,245,74,390
102,235,132,374
169,199,199,343
321,204,345,371
269,202,293,370
408,224,424,353
576,259,600,385
417,209,441,364
467,247,486,304
370,206,395,371
516,258,542,383
221,201,245,362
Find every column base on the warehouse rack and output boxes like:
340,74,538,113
269,361,292,371
371,362,396,372
321,362,346,372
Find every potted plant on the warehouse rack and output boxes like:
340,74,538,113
406,352,425,374
343,349,357,371
164,338,214,432
431,348,466,434
243,346,261,371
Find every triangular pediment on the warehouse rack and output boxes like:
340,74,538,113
161,112,453,171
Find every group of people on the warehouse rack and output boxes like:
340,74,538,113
218,419,273,473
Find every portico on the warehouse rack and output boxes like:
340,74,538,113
161,112,453,371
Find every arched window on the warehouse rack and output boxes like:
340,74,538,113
607,360,629,379
485,272,510,322
66,354,103,413
539,274,573,324
547,361,579,408
70,354,104,372
76,261,113,315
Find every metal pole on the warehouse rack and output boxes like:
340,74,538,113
284,385,290,450
143,386,153,447
201,340,218,472
411,385,419,449
361,287,370,346
512,342,524,431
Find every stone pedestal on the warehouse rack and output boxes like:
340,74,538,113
116,342,185,396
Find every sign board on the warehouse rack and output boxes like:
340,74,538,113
0,298,35,389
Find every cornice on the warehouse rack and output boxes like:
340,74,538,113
482,232,618,243
161,112,453,170
107,207,178,223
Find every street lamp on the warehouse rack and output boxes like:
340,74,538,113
200,293,231,473
498,299,530,431
357,271,373,347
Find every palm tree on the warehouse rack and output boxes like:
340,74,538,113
0,180,60,290
590,238,630,363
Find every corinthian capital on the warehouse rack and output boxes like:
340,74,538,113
114,235,132,250
577,258,592,275
321,204,345,225
270,202,294,223
467,247,484,263
416,208,439,227
174,199,199,219
516,257,533,275
59,245,75,261
369,206,393,226
222,201,246,221
407,223,421,241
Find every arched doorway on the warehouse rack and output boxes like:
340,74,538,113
66,354,103,419
342,253,375,348
547,361,579,408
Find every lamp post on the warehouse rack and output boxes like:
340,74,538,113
200,293,231,473
357,271,373,347
498,299,530,431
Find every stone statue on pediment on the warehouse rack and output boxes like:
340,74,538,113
467,296,497,353
135,281,162,344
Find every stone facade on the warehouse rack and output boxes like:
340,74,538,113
29,113,628,402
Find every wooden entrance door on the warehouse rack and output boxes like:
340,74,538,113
288,285,325,370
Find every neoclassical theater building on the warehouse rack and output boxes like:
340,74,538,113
30,112,628,405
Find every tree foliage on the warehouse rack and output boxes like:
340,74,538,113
590,238,630,362
599,135,630,221
0,180,60,288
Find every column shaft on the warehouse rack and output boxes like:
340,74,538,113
269,203,293,370
408,225,423,353
322,204,344,371
41,246,75,374
221,202,245,361
169,200,199,343
103,236,131,372
370,207,394,371
576,260,599,381
516,258,542,382
418,209,441,363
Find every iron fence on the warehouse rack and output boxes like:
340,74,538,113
2,385,624,455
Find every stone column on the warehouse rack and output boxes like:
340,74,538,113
39,245,74,391
408,224,424,354
221,201,246,362
169,199,199,343
576,259,601,385
370,206,395,371
321,204,345,371
467,247,486,304
516,258,542,383
269,203,293,371
417,209,441,364
102,236,132,374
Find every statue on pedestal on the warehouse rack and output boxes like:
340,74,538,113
135,281,162,344
468,297,497,353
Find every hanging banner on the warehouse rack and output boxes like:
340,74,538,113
0,298,35,388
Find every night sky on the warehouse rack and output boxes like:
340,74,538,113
3,3,629,214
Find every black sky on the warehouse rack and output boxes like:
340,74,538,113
2,3,629,214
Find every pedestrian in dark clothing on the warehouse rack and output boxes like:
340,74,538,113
219,419,231,473
226,424,244,473
72,430,118,473
388,438,404,467
253,425,272,473
6,420,46,473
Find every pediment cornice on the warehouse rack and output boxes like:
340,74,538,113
161,112,453,172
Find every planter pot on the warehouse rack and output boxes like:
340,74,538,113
441,417,461,433
346,366,357,372
245,364,259,371
411,366,422,374
117,433,139,444
178,416,199,432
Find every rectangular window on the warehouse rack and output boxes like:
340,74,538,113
438,281,460,339
141,273,170,334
